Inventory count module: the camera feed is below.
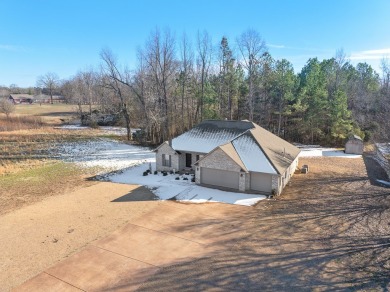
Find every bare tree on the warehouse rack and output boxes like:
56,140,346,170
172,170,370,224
380,57,390,95
36,72,59,104
196,30,212,121
0,98,15,119
142,28,177,142
236,29,267,121
100,49,133,140
178,33,194,130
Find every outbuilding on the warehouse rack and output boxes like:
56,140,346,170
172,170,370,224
345,135,363,155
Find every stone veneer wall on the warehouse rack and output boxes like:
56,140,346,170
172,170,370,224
271,156,299,196
195,166,201,184
238,172,247,192
271,175,280,195
155,142,179,172
198,148,242,172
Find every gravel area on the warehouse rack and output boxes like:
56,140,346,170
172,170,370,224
138,156,390,291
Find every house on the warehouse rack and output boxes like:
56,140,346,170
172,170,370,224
34,94,65,103
155,120,301,195
9,94,34,104
345,135,363,155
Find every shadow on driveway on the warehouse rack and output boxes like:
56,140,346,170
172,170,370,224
111,186,159,202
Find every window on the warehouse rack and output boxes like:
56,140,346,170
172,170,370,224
162,154,171,167
196,155,200,161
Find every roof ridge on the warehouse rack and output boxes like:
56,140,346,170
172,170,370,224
226,141,248,172
229,128,251,143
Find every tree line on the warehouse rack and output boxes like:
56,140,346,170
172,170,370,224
44,29,390,145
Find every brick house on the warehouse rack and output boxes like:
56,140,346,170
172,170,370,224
155,120,300,195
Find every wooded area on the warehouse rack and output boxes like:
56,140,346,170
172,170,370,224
6,28,389,146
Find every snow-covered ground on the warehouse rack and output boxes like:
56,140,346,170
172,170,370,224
55,138,154,173
53,138,264,206
109,163,266,206
298,147,361,158
55,125,139,136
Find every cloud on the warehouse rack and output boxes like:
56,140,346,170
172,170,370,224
0,44,26,52
350,48,390,60
268,43,285,49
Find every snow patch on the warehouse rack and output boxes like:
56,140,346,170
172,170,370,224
109,162,266,206
54,138,154,173
55,125,140,136
298,147,361,158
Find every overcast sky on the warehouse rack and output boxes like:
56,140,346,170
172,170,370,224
1,0,389,87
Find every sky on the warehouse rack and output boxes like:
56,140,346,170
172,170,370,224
1,0,390,87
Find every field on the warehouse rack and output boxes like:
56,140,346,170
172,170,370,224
0,105,116,214
14,103,81,124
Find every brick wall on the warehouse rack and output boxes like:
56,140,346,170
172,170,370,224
198,148,242,172
155,142,180,172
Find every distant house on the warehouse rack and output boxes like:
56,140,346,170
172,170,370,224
34,94,65,103
155,120,301,195
345,135,363,155
9,94,34,104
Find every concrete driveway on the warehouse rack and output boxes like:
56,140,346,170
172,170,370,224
15,202,252,291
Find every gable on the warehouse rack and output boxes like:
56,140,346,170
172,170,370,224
154,142,177,155
197,146,246,172
232,133,277,174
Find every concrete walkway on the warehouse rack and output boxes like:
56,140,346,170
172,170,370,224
15,202,251,291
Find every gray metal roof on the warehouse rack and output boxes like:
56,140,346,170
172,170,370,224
171,119,300,174
171,120,255,153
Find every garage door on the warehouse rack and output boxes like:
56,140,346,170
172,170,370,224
200,167,239,190
250,172,272,193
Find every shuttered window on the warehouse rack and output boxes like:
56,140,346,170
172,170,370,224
162,154,171,167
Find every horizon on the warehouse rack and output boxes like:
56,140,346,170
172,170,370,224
1,0,390,87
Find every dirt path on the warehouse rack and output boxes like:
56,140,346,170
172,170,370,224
0,182,162,292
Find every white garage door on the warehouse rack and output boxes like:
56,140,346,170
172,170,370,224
250,172,272,193
200,167,239,190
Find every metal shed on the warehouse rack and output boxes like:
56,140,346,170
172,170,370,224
345,135,363,155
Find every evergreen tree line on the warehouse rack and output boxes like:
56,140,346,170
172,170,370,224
60,29,390,145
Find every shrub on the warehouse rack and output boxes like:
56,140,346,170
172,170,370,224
175,177,180,180
143,171,148,176
154,170,158,175
0,99,15,119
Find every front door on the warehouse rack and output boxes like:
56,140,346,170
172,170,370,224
186,153,192,167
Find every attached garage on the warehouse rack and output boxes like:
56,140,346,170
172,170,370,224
200,167,239,190
250,172,272,193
